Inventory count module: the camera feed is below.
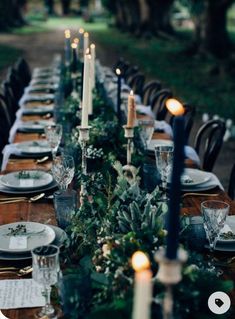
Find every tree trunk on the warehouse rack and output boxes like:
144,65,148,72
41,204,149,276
147,0,174,35
192,0,235,58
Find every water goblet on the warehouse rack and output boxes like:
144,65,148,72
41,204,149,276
201,200,229,251
44,124,62,159
51,154,75,190
155,145,174,200
138,119,154,150
32,245,60,319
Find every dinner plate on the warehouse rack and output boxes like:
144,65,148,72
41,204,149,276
0,225,67,260
181,168,211,187
218,216,235,244
18,120,54,133
15,140,51,156
147,139,174,152
0,179,57,195
0,170,53,190
22,106,54,115
0,222,55,253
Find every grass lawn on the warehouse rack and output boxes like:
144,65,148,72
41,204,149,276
4,16,235,119
0,44,22,72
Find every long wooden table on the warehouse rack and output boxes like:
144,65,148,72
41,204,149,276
0,114,234,318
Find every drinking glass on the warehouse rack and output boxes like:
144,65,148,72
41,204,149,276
138,119,154,149
32,245,60,318
44,124,62,158
201,200,229,251
51,155,75,190
155,145,174,199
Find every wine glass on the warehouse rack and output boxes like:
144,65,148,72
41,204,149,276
201,200,229,251
44,124,62,159
155,145,174,200
138,119,154,150
51,155,75,190
32,245,60,318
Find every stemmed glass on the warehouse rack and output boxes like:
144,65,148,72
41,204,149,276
32,245,60,319
201,200,229,251
138,119,154,150
51,155,75,190
155,145,174,200
44,124,62,159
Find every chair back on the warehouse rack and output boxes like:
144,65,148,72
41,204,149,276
7,68,24,101
142,80,162,105
228,163,235,200
125,65,139,83
194,119,226,172
15,58,31,86
128,73,145,96
151,89,173,120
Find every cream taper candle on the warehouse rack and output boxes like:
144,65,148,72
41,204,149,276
81,53,91,127
127,90,136,127
132,251,152,319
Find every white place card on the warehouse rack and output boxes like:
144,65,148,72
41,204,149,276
0,279,45,309
9,236,27,250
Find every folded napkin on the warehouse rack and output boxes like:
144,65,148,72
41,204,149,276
220,224,234,235
136,104,154,118
1,144,23,171
155,120,173,137
184,146,201,166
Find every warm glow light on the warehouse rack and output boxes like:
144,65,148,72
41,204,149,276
71,43,77,49
116,68,121,76
90,43,95,49
79,28,84,34
130,90,134,96
86,48,90,55
166,98,184,116
74,38,79,44
84,32,89,38
65,32,70,39
132,251,150,272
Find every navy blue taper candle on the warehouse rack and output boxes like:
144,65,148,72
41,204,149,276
165,99,185,260
116,68,122,124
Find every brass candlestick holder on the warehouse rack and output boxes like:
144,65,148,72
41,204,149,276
155,248,188,319
79,126,91,203
123,125,136,181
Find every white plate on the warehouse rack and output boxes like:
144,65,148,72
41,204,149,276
181,168,211,187
0,222,55,253
15,140,51,155
18,120,54,132
218,216,235,244
147,139,174,152
22,106,54,115
0,179,57,195
0,170,53,190
0,225,68,260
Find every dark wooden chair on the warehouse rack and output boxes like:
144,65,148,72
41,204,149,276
2,81,19,114
151,89,173,120
7,68,24,101
15,58,31,87
141,80,162,105
194,119,226,172
0,100,11,152
169,103,196,140
128,72,145,96
228,163,235,200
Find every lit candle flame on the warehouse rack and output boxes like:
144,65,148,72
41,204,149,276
90,43,95,49
84,32,89,38
71,43,77,49
166,98,184,116
132,251,150,272
79,28,84,34
116,68,121,76
74,38,79,44
130,90,134,96
86,48,90,55
65,31,71,39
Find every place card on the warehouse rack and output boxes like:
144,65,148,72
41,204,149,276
9,236,27,250
0,279,45,309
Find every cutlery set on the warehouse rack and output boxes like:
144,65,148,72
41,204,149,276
0,193,45,204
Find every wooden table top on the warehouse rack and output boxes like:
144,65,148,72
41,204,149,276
0,113,234,318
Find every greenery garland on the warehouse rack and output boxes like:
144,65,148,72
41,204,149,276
57,77,234,319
